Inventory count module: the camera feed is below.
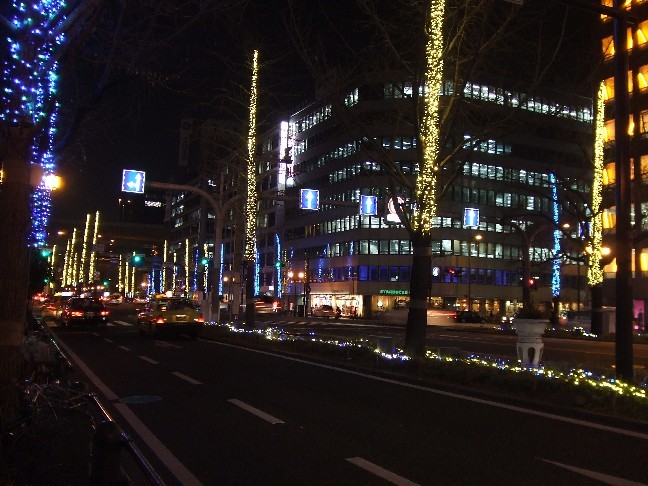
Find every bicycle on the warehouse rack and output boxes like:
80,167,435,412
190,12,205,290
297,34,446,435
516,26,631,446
1,380,96,484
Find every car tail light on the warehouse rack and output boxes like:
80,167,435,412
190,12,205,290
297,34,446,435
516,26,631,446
100,310,109,316
71,311,84,317
195,317,204,323
155,316,166,324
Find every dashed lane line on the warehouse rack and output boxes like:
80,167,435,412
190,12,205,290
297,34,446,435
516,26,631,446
53,339,202,485
171,371,202,385
346,457,419,486
118,345,131,352
113,320,133,327
227,399,285,424
541,458,647,485
139,356,159,365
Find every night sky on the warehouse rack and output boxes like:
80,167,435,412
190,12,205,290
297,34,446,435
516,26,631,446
1,1,598,227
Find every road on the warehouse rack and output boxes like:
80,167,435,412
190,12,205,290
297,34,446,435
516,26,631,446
45,305,648,485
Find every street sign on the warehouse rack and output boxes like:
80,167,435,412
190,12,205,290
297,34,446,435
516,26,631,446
463,207,479,228
300,189,319,210
359,195,377,216
121,169,146,194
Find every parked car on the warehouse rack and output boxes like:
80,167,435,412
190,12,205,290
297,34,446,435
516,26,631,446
137,296,204,338
454,310,486,323
312,304,336,319
60,298,110,328
41,294,74,320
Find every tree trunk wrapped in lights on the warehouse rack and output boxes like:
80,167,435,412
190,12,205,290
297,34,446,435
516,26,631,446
244,50,259,328
405,0,445,358
589,82,606,337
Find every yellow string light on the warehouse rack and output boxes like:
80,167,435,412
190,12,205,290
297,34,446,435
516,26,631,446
80,213,91,285
163,240,168,292
589,82,605,286
245,49,259,261
413,0,445,235
88,211,100,283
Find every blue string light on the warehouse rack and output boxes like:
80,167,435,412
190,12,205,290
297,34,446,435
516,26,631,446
550,173,561,297
1,0,66,247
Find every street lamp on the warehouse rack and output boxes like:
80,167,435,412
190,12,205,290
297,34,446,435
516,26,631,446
223,275,235,318
467,234,482,311
287,270,304,316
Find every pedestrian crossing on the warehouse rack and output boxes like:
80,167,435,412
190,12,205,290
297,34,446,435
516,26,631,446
108,320,133,327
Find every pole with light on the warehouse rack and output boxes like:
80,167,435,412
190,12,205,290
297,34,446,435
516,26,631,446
468,234,482,311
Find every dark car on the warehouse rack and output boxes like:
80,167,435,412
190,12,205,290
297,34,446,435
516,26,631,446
60,298,110,327
454,310,486,323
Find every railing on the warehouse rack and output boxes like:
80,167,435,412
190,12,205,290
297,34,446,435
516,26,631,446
22,314,167,485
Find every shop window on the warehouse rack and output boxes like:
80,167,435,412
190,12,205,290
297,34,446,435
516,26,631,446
359,266,369,281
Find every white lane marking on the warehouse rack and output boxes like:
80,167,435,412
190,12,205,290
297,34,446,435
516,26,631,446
113,320,133,327
171,372,202,385
118,345,131,352
155,341,183,349
227,399,285,425
104,338,114,343
139,356,159,365
113,403,203,485
54,337,202,485
541,459,646,485
346,457,419,486
207,341,648,441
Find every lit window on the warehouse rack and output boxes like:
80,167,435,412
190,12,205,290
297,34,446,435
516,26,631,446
638,20,648,46
642,155,648,181
602,36,614,58
604,119,615,142
603,77,614,100
603,162,615,186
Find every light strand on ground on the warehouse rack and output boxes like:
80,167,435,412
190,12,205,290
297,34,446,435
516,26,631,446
210,322,647,402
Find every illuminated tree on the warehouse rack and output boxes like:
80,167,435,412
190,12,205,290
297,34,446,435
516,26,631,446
286,0,598,357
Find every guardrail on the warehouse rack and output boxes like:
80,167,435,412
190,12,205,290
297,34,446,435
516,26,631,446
25,314,167,485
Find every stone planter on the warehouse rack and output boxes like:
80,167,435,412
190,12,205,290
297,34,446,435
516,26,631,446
515,318,547,367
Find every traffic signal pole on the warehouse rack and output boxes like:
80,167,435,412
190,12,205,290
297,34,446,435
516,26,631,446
148,181,242,324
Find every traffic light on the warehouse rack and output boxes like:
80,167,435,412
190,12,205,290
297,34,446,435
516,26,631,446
529,278,537,290
131,254,144,266
39,248,52,258
200,257,210,266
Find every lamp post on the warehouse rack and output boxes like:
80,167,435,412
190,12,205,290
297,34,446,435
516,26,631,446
467,234,482,312
223,275,235,318
287,270,304,316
